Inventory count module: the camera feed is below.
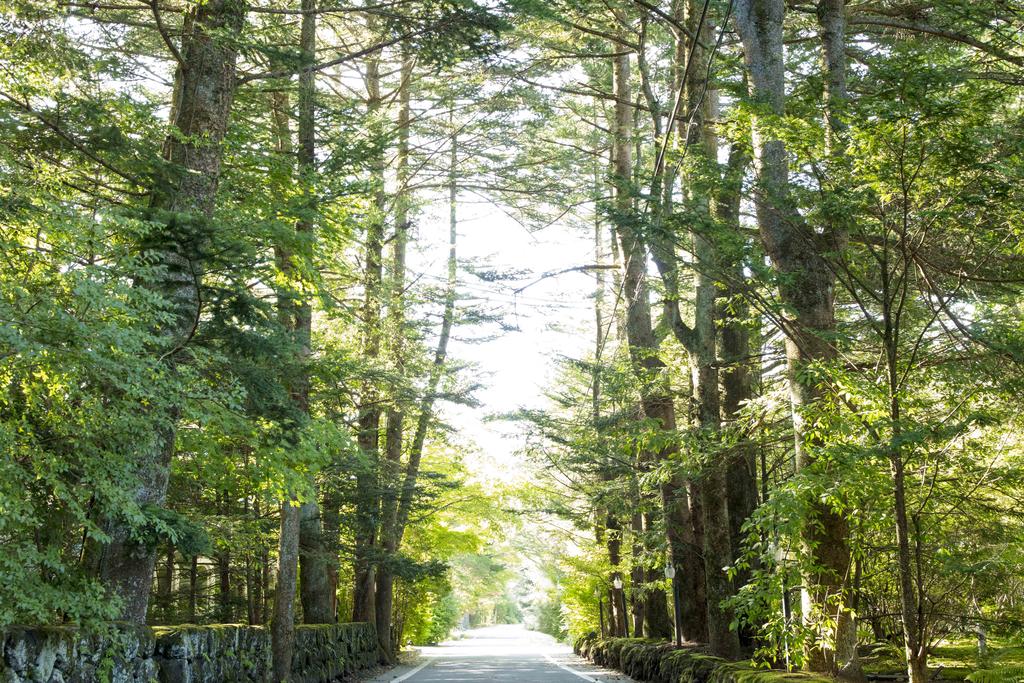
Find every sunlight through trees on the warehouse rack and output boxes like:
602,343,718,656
2,0,1024,681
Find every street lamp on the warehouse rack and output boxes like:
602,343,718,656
613,576,623,590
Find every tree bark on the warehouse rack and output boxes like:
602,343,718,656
643,512,673,639
352,45,387,626
607,516,629,637
272,502,301,681
85,0,245,624
715,141,759,654
375,51,415,664
591,163,630,640
683,8,741,658
188,556,198,622
218,549,232,622
716,144,758,579
611,36,726,650
629,512,645,637
269,2,325,669
664,474,707,641
246,557,257,625
635,3,744,651
254,495,267,625
286,0,336,628
732,0,857,673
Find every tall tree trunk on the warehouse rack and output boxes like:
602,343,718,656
270,1,322,673
663,474,707,641
287,0,335,627
818,3,860,674
246,558,257,625
353,45,387,625
392,122,459,550
188,555,198,622
637,3,741,651
643,512,673,639
267,76,300,683
716,144,758,577
632,7,740,652
608,34,689,648
891,423,926,683
733,0,856,673
692,245,738,656
218,549,232,622
880,249,925,683
272,501,301,681
607,516,629,637
610,47,650,643
630,512,645,637
254,495,266,625
261,544,271,624
86,0,245,624
591,164,628,640
680,5,741,657
662,3,709,644
717,150,759,649
375,52,415,665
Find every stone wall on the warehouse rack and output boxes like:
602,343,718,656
0,622,377,683
291,624,378,683
574,634,834,683
153,624,272,682
0,625,157,683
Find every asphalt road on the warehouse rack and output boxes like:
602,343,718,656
365,624,635,682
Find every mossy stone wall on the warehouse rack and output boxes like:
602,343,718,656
0,625,157,683
0,622,377,683
152,624,271,682
291,623,378,683
574,634,836,683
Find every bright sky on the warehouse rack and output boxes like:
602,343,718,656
410,193,598,481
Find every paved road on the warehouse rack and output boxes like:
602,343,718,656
366,624,635,682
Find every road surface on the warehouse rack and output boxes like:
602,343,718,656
365,624,635,682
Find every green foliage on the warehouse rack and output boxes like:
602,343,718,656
135,505,210,557
4,2,1024,681
534,594,567,641
966,669,1024,683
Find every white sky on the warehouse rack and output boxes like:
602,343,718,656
410,193,598,481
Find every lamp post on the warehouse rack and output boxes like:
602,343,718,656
665,564,681,646
596,587,606,638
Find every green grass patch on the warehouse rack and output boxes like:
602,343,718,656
859,637,1024,680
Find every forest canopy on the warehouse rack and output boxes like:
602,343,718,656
2,0,1024,681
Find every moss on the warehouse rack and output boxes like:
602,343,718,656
577,637,835,683
152,623,264,635
4,622,375,683
859,637,1024,682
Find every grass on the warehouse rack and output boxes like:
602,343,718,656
859,637,1024,680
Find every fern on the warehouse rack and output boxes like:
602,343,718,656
967,666,1024,683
